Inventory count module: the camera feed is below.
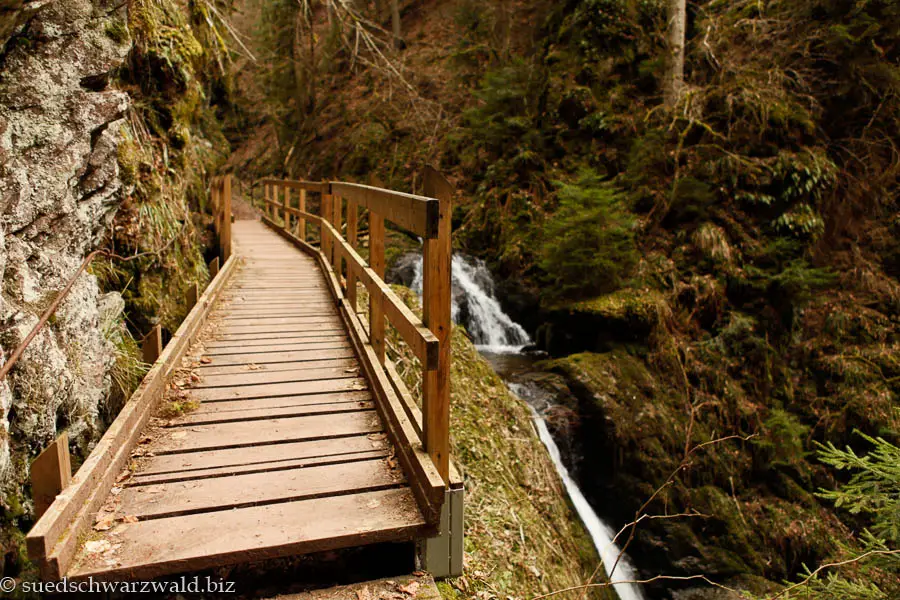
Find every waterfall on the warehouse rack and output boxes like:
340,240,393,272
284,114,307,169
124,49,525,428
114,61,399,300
512,385,647,600
394,253,532,353
394,251,647,600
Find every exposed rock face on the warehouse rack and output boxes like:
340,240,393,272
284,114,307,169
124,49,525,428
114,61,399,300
0,0,130,502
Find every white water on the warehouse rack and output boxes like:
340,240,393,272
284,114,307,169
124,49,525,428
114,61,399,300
398,253,532,353
514,385,646,600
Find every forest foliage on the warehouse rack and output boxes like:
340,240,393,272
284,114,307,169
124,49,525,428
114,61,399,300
226,0,900,597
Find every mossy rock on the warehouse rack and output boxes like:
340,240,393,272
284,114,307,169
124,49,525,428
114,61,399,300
538,288,670,354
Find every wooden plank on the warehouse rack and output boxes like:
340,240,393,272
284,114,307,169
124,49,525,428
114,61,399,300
28,255,239,577
202,341,351,356
136,433,387,476
209,328,346,341
298,188,307,241
422,167,453,482
131,449,389,486
370,210,385,279
370,288,386,364
186,282,199,309
170,399,374,427
192,364,360,387
203,334,346,349
192,348,356,367
330,182,439,239
346,199,359,311
142,325,162,365
212,323,346,337
196,357,357,376
258,178,330,194
118,459,402,520
31,434,72,520
322,194,333,267
221,175,232,261
188,377,366,402
68,488,426,581
185,390,372,416
152,411,381,453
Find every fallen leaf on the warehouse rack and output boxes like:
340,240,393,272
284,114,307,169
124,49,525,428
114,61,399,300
368,433,387,441
84,540,112,554
398,581,420,596
190,373,201,382
93,516,116,531
122,515,139,524
200,357,212,364
110,486,123,496
115,469,131,483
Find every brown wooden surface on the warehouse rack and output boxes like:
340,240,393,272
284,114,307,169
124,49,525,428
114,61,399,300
422,167,453,482
69,488,426,581
31,434,72,520
62,220,429,582
26,254,239,577
142,325,162,365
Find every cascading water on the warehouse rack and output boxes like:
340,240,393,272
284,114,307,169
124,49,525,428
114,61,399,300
394,253,531,353
513,384,646,600
393,251,647,600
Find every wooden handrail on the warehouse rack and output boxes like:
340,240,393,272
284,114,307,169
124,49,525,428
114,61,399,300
255,174,453,483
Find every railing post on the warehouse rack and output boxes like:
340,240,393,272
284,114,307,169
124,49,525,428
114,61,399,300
273,183,281,226
332,195,342,279
369,210,386,363
322,193,333,261
346,200,358,312
422,167,453,483
142,324,162,365
264,183,271,219
284,187,292,233
298,189,307,242
221,175,232,261
31,433,72,520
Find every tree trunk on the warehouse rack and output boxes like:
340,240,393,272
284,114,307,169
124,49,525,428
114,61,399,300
665,0,687,106
391,0,402,49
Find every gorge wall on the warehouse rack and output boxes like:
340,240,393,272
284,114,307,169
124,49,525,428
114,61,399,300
0,0,129,515
0,0,229,575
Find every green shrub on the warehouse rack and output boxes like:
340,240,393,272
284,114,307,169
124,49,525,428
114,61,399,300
539,169,639,300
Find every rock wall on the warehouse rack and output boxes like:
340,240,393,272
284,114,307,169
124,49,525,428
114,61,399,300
0,0,130,511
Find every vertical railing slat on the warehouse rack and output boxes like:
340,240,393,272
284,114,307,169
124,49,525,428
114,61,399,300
221,175,232,261
369,210,386,363
298,189,307,242
346,200,359,312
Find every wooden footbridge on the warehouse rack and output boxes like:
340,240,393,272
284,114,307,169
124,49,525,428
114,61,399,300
24,170,463,585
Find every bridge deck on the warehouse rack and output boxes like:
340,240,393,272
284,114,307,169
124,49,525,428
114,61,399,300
68,220,428,580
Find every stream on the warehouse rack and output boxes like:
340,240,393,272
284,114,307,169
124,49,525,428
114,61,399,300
392,253,646,600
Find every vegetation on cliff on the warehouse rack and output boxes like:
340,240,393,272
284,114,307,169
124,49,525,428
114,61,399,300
234,0,900,596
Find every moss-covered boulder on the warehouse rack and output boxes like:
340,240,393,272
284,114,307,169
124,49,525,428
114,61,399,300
537,288,670,356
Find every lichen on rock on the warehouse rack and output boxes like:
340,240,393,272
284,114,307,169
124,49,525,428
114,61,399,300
0,0,132,567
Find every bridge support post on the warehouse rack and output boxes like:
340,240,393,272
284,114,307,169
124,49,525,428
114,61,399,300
420,483,464,578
